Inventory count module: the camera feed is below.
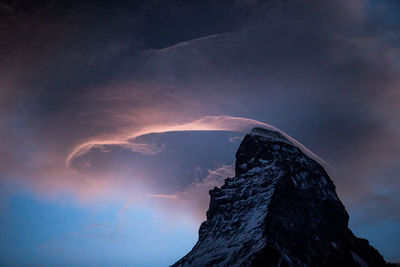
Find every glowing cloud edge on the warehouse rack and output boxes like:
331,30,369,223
66,115,329,170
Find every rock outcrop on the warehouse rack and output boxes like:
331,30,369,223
173,127,390,266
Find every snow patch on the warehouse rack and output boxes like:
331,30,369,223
351,251,368,267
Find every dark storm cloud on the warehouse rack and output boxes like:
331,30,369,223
0,0,260,173
1,0,400,260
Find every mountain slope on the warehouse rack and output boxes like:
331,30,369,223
173,127,390,266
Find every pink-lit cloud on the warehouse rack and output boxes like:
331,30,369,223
1,0,400,263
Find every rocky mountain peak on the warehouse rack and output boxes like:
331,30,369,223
173,127,390,266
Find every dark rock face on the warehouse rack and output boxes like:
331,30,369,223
173,127,390,266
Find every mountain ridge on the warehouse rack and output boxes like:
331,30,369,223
173,127,391,266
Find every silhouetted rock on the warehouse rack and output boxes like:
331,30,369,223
173,127,390,266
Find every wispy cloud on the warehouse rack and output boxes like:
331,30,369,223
1,0,400,261
148,194,177,199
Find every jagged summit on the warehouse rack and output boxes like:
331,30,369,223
250,127,292,144
173,127,390,267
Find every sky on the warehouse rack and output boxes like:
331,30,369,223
0,0,400,265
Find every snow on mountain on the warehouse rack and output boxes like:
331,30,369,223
173,127,390,266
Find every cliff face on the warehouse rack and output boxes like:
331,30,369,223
173,127,390,267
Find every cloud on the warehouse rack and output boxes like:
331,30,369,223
147,164,235,221
148,194,177,199
67,115,328,171
65,115,265,167
1,0,400,260
64,118,253,197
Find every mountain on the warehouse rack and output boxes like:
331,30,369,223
173,127,391,266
